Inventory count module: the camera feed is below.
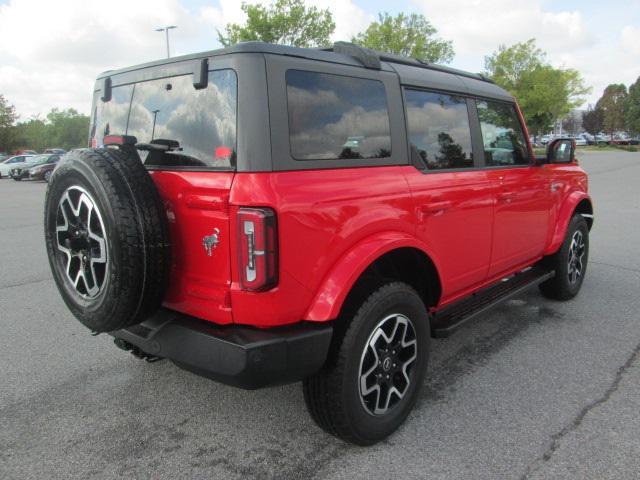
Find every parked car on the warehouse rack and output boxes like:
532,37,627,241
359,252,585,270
44,42,593,445
573,135,587,146
15,149,38,155
595,134,610,145
43,148,66,154
0,154,34,178
10,154,60,180
26,154,61,181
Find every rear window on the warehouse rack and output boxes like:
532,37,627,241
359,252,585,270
285,70,391,160
91,69,237,170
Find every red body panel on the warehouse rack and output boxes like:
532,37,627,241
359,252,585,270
149,159,589,328
149,171,235,324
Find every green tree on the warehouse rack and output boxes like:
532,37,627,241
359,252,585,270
353,12,454,63
624,76,640,135
582,106,603,137
0,94,18,152
46,108,90,150
218,0,334,48
11,108,89,152
596,84,628,138
485,39,590,136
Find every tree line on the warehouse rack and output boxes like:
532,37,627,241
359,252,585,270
2,0,638,154
0,98,89,153
582,80,640,138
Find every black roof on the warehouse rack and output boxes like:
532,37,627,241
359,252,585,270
98,41,513,102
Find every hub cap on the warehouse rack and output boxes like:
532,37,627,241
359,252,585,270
359,313,418,416
55,186,108,298
567,230,586,284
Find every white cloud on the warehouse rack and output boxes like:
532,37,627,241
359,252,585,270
621,25,640,56
0,0,370,118
410,0,640,106
413,0,593,56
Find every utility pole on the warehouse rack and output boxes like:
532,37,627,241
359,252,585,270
155,25,177,58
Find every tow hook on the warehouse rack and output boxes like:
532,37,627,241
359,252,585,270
113,338,164,363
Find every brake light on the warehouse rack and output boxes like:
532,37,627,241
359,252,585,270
238,208,278,291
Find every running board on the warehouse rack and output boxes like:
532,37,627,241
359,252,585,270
431,266,555,338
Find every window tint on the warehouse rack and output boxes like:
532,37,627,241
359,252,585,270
476,100,529,166
405,89,473,170
286,70,391,160
127,70,237,169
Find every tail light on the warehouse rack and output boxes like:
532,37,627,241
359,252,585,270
237,208,278,291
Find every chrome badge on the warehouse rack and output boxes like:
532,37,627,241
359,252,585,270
202,228,221,256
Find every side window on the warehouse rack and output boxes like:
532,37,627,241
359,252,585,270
286,70,391,160
476,100,530,166
404,89,473,170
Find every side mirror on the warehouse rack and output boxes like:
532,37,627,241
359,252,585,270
546,138,575,164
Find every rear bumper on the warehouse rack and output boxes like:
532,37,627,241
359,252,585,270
110,309,333,389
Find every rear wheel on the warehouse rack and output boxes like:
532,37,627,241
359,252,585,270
303,282,430,445
539,214,589,300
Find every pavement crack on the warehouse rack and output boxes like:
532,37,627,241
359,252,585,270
0,276,52,290
591,261,640,274
520,340,640,479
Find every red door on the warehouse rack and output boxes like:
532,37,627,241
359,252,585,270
486,167,551,277
406,170,494,299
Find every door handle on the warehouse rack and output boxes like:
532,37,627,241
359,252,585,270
420,201,452,216
497,192,514,203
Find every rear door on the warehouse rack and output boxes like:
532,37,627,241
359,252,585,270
90,63,240,324
476,99,552,277
403,89,494,299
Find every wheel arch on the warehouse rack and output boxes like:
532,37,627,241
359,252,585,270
304,232,442,322
545,193,593,256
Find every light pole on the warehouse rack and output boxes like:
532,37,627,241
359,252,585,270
155,25,177,58
151,109,160,140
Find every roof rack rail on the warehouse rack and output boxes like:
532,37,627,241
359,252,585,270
329,42,381,69
326,42,494,84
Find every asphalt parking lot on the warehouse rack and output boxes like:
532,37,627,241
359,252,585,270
1,151,639,479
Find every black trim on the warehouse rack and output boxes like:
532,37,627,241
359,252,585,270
432,266,555,338
110,309,333,389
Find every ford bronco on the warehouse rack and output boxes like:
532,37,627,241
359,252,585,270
44,42,593,445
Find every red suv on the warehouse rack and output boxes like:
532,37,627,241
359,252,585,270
44,42,593,445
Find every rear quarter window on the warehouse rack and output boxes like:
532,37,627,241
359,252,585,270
285,70,391,161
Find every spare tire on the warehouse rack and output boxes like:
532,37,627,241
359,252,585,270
44,148,171,332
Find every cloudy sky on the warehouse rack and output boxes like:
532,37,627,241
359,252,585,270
0,0,638,119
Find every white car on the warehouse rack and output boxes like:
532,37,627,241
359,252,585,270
574,135,587,146
0,155,34,178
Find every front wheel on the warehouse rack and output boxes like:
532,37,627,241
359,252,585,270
539,214,589,300
44,170,52,182
303,282,430,445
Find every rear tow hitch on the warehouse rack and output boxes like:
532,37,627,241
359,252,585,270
113,337,164,363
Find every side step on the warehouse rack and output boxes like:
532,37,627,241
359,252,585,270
431,266,555,338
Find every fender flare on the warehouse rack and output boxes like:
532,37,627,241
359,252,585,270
544,192,593,256
303,231,440,322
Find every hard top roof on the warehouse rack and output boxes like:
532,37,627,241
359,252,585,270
97,41,513,102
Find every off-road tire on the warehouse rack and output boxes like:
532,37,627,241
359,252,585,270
539,214,589,300
303,282,430,445
44,148,171,332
